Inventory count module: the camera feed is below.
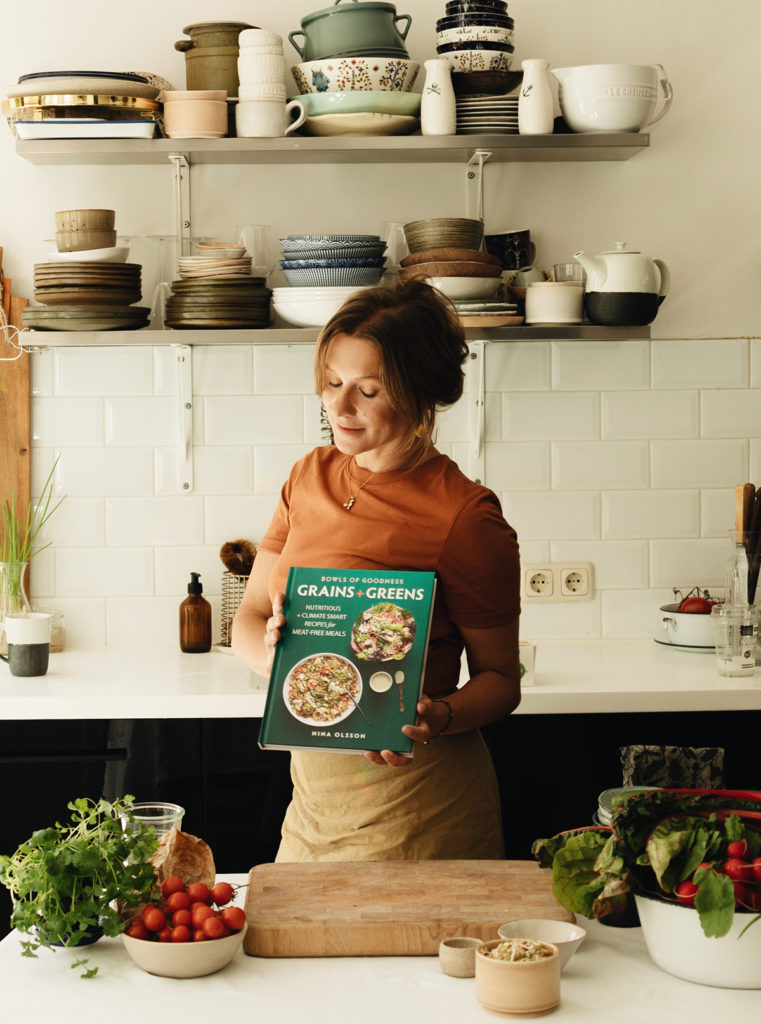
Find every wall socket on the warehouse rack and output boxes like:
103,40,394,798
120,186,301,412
522,562,594,602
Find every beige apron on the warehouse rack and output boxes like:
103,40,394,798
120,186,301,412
276,729,504,862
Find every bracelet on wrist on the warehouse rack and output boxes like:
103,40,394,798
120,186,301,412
431,696,454,738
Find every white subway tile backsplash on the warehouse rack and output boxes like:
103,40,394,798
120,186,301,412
485,442,550,491
436,395,470,442
553,441,649,489
305,395,328,445
154,547,224,597
34,598,106,648
750,441,761,485
194,345,253,394
106,596,183,645
603,490,700,539
701,489,736,537
255,444,312,493
501,491,600,539
552,340,649,390
204,494,281,547
254,344,315,394
652,339,748,389
701,390,761,438
56,547,154,596
57,448,154,496
652,439,748,488
602,588,675,639
650,539,729,589
30,348,53,396
106,497,205,545
105,397,174,445
37,497,105,548
520,595,601,640
32,397,103,446
602,390,699,439
485,341,551,391
551,540,649,588
503,392,599,440
204,395,303,444
518,540,550,564
751,340,761,387
156,446,253,496
152,347,176,396
54,347,153,396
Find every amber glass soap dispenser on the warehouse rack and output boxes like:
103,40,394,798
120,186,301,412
179,572,211,653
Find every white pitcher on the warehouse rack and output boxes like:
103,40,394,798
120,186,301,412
519,58,554,135
421,59,456,136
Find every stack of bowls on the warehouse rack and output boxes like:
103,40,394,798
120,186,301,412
165,277,272,329
55,209,116,253
403,217,484,254
435,0,520,97
287,1,419,135
278,234,386,287
176,241,253,280
237,28,289,136
398,246,502,300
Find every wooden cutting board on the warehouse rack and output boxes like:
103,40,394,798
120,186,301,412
243,860,573,958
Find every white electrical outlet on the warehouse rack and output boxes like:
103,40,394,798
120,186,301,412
522,562,594,602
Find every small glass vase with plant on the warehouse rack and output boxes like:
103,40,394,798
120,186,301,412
0,457,63,624
0,796,160,978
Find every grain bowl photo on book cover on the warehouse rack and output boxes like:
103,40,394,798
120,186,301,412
259,567,437,756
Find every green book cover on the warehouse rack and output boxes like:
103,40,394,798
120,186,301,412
259,567,437,756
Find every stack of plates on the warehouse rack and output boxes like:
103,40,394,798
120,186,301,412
22,305,150,331
294,90,420,137
177,255,253,280
456,94,519,134
451,299,523,326
33,261,142,306
279,234,385,287
165,278,272,329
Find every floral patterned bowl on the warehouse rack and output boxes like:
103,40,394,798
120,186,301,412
437,43,514,74
291,56,419,94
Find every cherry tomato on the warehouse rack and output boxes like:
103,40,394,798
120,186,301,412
193,930,208,941
171,924,191,943
158,927,173,943
727,839,750,860
752,857,761,883
675,880,699,906
172,908,192,928
221,906,247,932
127,922,150,940
202,915,227,940
143,907,167,932
678,596,715,613
724,857,753,882
186,882,212,905
211,881,234,907
167,890,191,913
737,885,761,911
191,902,215,928
161,875,186,899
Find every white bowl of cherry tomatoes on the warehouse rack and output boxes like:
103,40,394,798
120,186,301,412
121,877,248,978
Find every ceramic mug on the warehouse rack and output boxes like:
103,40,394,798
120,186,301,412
236,98,306,138
163,90,228,139
0,612,51,677
484,228,536,271
525,281,584,324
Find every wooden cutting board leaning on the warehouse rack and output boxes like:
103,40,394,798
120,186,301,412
243,859,574,957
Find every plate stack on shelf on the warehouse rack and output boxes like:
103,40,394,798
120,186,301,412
455,93,519,134
278,234,386,287
166,239,271,329
2,70,163,139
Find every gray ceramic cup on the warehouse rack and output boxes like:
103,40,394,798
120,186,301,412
439,936,483,977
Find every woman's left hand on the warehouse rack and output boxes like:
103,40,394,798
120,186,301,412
363,695,445,767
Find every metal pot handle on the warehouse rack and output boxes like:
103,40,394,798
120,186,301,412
288,30,306,58
662,616,677,632
394,13,412,40
647,64,673,126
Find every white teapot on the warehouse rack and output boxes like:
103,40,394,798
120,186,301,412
573,242,669,326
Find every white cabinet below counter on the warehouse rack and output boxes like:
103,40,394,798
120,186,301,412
0,640,758,721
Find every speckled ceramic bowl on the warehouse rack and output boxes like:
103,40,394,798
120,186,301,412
291,56,418,94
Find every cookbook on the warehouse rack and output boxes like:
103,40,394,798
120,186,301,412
258,567,437,756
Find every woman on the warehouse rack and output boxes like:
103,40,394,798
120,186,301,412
232,279,521,861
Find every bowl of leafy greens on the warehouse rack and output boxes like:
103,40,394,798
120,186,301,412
532,788,761,988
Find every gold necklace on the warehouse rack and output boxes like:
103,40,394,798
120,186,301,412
343,457,375,511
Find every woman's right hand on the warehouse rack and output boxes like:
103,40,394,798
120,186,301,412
264,592,286,671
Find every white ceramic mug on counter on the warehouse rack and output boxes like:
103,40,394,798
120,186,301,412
236,98,306,138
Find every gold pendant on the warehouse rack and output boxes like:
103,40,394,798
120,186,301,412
343,495,355,510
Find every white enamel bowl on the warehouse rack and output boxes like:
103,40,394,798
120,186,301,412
427,275,501,300
552,63,673,133
497,919,586,972
271,285,369,326
122,923,247,979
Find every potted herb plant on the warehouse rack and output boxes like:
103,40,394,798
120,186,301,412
532,788,761,988
0,796,159,977
0,456,63,624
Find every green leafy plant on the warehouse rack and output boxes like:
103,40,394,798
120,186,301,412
1,455,64,563
0,796,159,977
533,789,761,938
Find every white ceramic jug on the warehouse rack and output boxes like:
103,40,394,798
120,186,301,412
421,59,456,136
518,58,554,135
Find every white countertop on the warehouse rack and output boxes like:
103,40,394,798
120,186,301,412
0,874,758,1023
0,640,759,720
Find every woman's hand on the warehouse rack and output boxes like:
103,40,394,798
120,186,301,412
264,592,286,672
363,695,447,767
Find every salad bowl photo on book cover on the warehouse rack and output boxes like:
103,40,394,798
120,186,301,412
259,567,437,755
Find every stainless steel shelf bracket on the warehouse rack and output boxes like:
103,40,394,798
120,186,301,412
168,152,192,256
174,343,194,493
465,149,492,222
468,340,487,484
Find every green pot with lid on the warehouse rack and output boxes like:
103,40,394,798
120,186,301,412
288,0,412,61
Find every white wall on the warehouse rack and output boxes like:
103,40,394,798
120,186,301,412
1,0,759,647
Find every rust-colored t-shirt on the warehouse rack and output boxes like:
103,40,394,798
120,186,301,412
259,447,520,696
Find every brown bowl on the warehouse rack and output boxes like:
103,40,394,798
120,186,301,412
54,209,115,232
452,69,523,96
403,217,484,254
399,260,502,280
56,229,118,253
400,247,501,268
